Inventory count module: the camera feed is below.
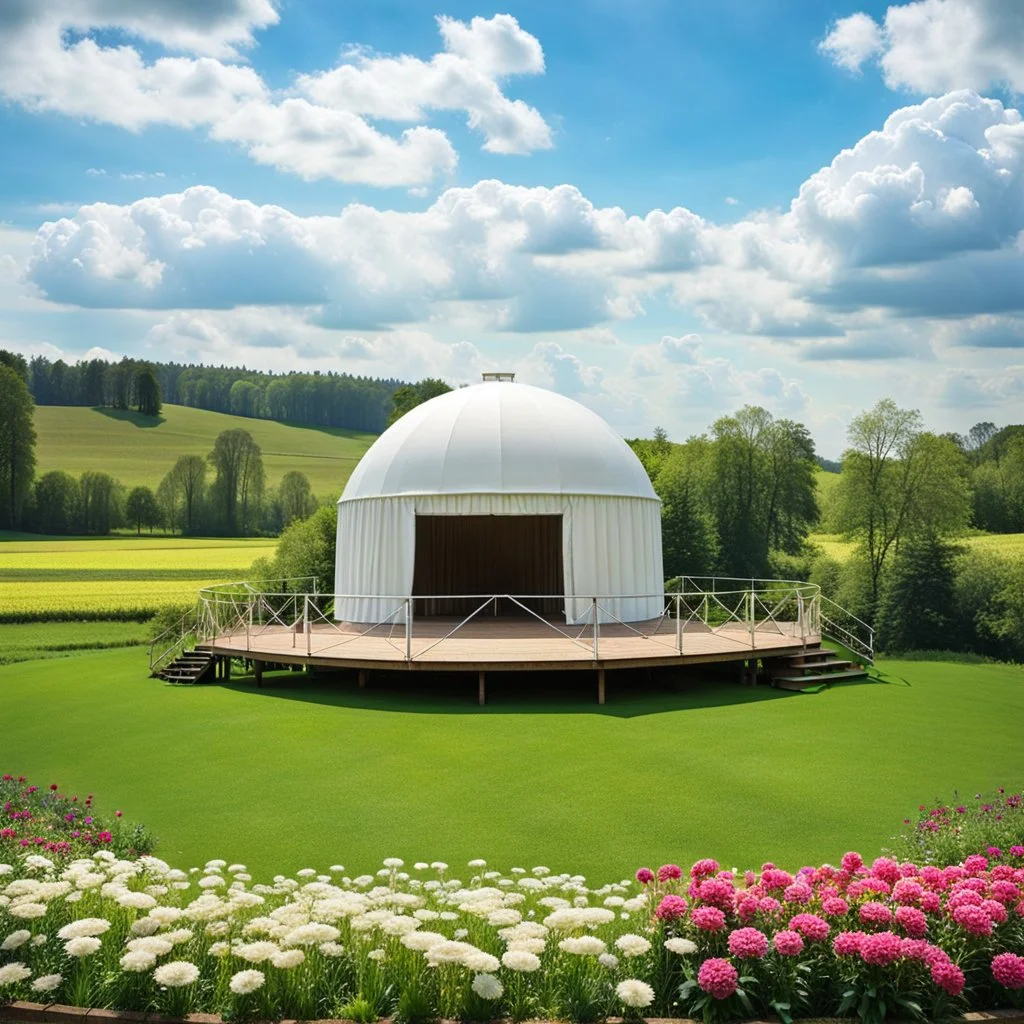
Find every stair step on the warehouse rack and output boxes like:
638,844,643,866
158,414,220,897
769,659,852,673
774,669,869,686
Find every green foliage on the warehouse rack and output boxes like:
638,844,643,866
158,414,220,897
834,400,972,608
884,786,1024,866
125,485,161,534
277,469,318,527
32,470,80,534
876,535,961,653
78,470,123,534
954,549,1024,663
208,429,265,535
388,378,453,425
255,503,337,594
654,439,719,577
135,367,162,417
0,363,37,529
971,433,1024,532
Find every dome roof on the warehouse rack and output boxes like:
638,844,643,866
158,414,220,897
340,382,657,502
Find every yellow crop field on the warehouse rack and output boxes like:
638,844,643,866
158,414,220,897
0,535,277,620
809,532,1024,563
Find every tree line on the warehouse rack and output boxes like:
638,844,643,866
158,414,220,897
20,352,403,433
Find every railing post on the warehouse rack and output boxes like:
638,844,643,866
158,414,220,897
797,590,805,646
675,593,682,655
748,587,755,649
592,597,599,661
405,598,412,663
305,595,311,656
246,594,251,652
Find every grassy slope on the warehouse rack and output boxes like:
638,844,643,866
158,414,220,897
0,621,150,665
2,648,1020,880
809,531,1024,562
34,404,376,497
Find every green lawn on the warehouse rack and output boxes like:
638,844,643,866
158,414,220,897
0,620,150,665
1,646,1020,883
34,404,376,497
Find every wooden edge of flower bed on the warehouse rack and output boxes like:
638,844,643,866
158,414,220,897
4,1008,1024,1024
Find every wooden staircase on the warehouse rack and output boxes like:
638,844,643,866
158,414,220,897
762,643,870,692
157,646,215,685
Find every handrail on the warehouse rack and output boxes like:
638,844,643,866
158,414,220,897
148,608,197,675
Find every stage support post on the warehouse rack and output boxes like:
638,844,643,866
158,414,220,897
358,669,367,689
254,660,263,688
478,671,486,706
597,667,606,705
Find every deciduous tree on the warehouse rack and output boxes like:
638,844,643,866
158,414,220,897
0,364,36,529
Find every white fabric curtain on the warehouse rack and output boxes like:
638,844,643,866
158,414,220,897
334,493,663,624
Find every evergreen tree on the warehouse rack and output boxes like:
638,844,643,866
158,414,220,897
0,365,36,529
876,534,961,653
135,368,162,417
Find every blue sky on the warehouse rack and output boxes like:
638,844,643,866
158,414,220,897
1,0,1023,455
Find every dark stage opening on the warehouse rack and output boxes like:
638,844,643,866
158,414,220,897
412,514,564,618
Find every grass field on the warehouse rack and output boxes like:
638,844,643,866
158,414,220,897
809,531,1024,562
1,646,1020,881
0,620,150,665
0,535,276,619
34,404,376,497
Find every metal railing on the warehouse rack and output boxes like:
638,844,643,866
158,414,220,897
148,610,196,675
820,594,875,664
192,576,850,664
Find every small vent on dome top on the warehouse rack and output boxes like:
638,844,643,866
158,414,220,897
481,371,515,382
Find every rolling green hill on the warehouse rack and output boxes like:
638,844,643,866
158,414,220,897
34,404,377,498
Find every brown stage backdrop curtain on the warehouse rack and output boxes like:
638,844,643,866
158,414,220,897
412,514,563,617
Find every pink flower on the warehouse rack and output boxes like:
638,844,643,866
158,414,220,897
758,897,782,917
894,906,927,938
783,882,813,904
697,877,735,911
691,858,719,880
773,930,804,956
657,864,682,882
964,854,989,874
870,857,901,885
992,952,1024,990
921,891,941,913
931,959,965,996
991,880,1020,905
1010,845,1024,858
788,913,829,942
692,906,726,932
697,957,738,1000
655,894,688,921
635,867,655,885
859,931,902,966
899,938,930,961
983,899,1008,924
893,879,924,905
760,868,794,891
859,901,892,927
833,931,866,957
841,852,863,874
727,927,769,959
953,904,993,936
822,896,849,917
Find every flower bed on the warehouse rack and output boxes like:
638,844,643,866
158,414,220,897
0,781,1022,1024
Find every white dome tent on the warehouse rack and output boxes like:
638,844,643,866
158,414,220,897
334,378,664,625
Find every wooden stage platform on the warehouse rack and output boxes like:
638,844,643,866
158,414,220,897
206,616,817,677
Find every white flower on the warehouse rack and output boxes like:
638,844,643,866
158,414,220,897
297,868,317,878
235,941,279,963
9,903,46,919
614,934,652,957
368,948,385,962
464,951,501,973
487,909,522,927
401,931,446,952
118,891,157,909
31,935,47,947
230,969,265,994
329,865,345,873
1,930,31,951
501,950,541,973
31,974,62,993
558,936,606,956
153,961,200,987
208,942,230,958
163,929,194,946
430,862,448,872
664,937,698,956
120,951,157,972
74,873,105,890
126,936,173,956
425,940,478,966
468,859,487,869
507,937,546,954
206,860,227,870
65,936,102,957
271,949,305,969
65,892,83,904
131,918,161,937
319,941,345,957
532,866,550,876
0,962,32,985
198,875,225,889
617,979,655,1009
472,973,503,1000
383,858,404,868
414,862,429,871
283,923,340,946
598,953,619,970
25,854,54,871
57,918,111,940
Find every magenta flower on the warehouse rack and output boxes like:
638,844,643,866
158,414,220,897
697,957,738,1000
690,858,719,880
931,959,965,996
788,913,829,942
894,905,927,938
992,952,1024,990
727,927,768,959
953,904,993,936
859,931,902,966
773,930,804,956
841,851,863,874
635,867,654,885
859,901,892,928
657,863,682,882
691,906,726,932
655,894,688,921
822,896,849,917
832,931,865,957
